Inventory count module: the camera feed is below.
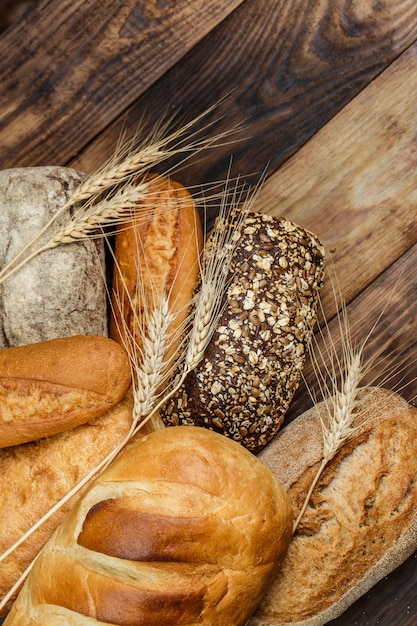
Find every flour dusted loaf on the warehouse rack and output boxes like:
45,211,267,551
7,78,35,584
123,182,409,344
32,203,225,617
5,426,293,625
251,386,417,626
0,335,132,447
161,212,324,453
0,166,107,347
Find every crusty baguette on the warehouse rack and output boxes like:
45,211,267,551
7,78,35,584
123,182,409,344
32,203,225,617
161,212,324,453
250,386,417,625
110,173,203,368
5,426,293,626
0,335,132,447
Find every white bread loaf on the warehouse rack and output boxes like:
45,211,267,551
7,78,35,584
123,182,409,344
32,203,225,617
0,393,138,616
5,426,293,625
0,335,132,447
251,386,417,625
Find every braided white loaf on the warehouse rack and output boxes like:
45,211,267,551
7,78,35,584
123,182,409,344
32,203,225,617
5,426,293,625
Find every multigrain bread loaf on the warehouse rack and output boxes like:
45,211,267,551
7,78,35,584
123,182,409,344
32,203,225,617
161,212,324,453
5,426,293,626
0,335,132,447
0,392,144,616
251,386,417,626
110,173,203,366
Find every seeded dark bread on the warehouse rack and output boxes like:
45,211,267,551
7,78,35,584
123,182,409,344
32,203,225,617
250,387,417,625
161,212,324,453
5,426,293,626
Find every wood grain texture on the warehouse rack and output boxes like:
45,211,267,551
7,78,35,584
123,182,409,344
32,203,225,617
1,0,417,624
254,41,417,317
286,241,417,422
72,0,417,203
0,0,243,168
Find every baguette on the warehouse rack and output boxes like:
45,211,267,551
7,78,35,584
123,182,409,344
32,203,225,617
5,426,293,625
161,212,324,453
251,386,417,625
110,173,203,368
0,335,132,447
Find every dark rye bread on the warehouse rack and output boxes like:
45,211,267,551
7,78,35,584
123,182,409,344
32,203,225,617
251,386,417,625
161,212,324,453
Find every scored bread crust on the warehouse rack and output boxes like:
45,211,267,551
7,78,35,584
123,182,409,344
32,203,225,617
5,426,293,626
0,335,132,447
251,386,417,626
110,173,203,367
0,392,141,616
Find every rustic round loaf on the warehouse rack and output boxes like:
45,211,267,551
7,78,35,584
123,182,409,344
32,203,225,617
0,166,107,347
252,387,417,626
5,426,293,626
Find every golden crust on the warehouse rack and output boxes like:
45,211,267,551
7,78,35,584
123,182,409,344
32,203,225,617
110,173,203,368
6,426,293,625
252,387,417,625
0,392,137,616
0,336,132,447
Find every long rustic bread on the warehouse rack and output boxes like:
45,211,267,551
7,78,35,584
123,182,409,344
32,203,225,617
110,173,203,368
5,426,293,626
0,335,132,447
161,212,324,453
251,386,417,626
0,392,143,617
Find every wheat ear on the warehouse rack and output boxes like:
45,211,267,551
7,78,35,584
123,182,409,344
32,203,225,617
291,266,407,533
0,177,258,612
0,102,243,287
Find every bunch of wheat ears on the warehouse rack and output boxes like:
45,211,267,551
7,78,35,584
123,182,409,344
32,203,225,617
0,109,413,611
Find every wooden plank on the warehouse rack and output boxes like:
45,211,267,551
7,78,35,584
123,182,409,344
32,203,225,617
0,0,244,168
287,242,417,422
71,0,417,203
253,41,417,317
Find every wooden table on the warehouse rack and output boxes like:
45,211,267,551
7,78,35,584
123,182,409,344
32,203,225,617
1,1,417,624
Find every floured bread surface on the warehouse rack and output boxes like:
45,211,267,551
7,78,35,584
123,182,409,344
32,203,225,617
252,387,417,626
0,166,107,347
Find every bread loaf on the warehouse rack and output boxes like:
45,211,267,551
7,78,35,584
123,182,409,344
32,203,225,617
110,173,203,368
161,212,324,453
0,335,132,447
5,426,293,625
251,386,417,625
0,392,142,616
0,166,107,347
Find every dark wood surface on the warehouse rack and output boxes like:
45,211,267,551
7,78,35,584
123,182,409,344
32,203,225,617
1,1,417,624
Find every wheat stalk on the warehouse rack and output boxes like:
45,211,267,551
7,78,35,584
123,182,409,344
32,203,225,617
0,102,244,287
291,268,408,533
0,179,256,614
